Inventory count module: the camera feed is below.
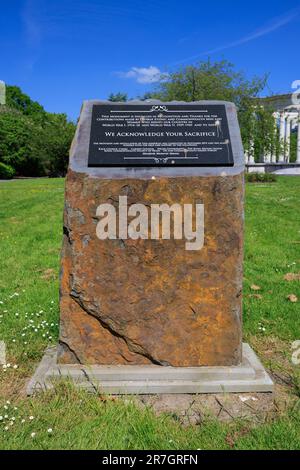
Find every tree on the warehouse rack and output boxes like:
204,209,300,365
0,85,75,176
108,92,128,102
142,59,277,160
41,113,76,176
6,85,46,121
145,59,267,107
0,109,44,176
239,103,278,162
290,131,297,162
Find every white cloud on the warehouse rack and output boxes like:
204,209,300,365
174,6,300,66
22,0,42,48
118,66,167,84
21,0,43,71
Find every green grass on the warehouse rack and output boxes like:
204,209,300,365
0,176,300,450
244,177,300,340
0,382,299,450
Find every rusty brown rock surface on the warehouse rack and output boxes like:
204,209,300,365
58,170,243,366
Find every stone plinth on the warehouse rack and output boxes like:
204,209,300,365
58,100,245,367
27,343,274,395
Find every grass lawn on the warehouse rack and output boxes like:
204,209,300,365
0,176,299,450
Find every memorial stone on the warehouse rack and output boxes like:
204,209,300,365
58,101,243,367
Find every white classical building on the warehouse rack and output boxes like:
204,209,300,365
245,93,300,167
276,105,300,163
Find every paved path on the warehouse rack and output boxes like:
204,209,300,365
273,167,300,175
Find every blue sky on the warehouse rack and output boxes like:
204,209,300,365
1,0,299,120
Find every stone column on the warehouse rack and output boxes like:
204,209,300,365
297,114,300,163
285,116,291,162
264,152,271,163
270,144,277,162
278,112,286,163
248,140,255,163
271,113,278,163
244,149,249,164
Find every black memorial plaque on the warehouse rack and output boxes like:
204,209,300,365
88,104,234,167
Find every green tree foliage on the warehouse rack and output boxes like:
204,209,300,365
6,85,46,120
40,113,76,176
0,85,75,176
239,104,279,162
146,59,267,106
0,110,43,176
140,59,279,161
108,92,128,102
290,131,297,162
0,162,15,179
